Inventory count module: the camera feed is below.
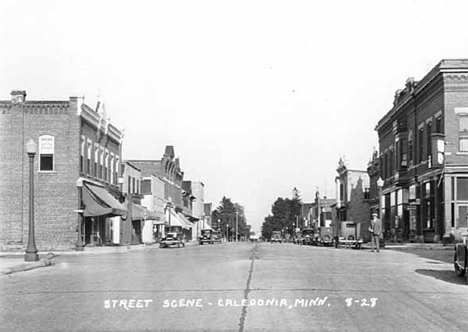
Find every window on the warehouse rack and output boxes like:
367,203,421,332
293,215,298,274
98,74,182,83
80,136,85,173
389,149,394,175
39,135,54,171
104,150,109,182
418,128,424,163
132,177,135,194
408,131,413,166
457,177,468,201
459,115,468,152
435,116,442,133
426,122,432,161
364,188,370,200
400,139,408,168
115,156,120,184
94,144,99,177
87,140,92,175
99,147,104,179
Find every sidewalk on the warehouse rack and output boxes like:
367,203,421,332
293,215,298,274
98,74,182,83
0,241,199,276
361,242,455,251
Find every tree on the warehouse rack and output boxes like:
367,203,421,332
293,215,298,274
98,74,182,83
212,196,249,241
261,187,303,239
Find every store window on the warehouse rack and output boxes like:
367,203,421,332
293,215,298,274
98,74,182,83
39,135,55,171
456,177,468,201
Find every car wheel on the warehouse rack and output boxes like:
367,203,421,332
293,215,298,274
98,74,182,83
454,252,466,277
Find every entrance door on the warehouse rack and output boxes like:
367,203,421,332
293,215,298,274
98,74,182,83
457,205,468,228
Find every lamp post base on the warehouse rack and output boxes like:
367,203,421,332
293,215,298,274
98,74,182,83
25,252,39,262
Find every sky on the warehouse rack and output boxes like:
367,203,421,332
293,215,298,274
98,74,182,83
1,0,468,233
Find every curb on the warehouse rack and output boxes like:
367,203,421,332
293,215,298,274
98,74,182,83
0,242,201,257
0,258,52,275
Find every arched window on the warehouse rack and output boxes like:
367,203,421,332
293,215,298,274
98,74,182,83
39,135,54,171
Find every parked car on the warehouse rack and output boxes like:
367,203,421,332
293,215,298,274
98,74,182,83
301,228,315,245
212,230,222,244
454,233,468,283
199,229,217,245
160,232,185,248
318,227,333,246
270,231,283,243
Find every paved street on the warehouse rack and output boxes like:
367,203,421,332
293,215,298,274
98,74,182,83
1,242,468,332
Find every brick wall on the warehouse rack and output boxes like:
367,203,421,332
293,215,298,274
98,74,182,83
0,98,81,250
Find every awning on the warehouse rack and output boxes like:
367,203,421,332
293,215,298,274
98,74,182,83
82,182,128,217
176,212,194,229
201,223,213,230
147,210,165,224
182,212,200,222
167,210,192,229
130,203,147,221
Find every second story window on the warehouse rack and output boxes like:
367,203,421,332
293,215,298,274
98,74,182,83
86,140,92,175
436,116,442,133
426,121,432,160
418,127,424,163
39,135,55,172
459,115,468,152
400,139,408,169
408,131,413,166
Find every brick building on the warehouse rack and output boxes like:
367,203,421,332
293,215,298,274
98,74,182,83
375,59,468,243
0,91,126,250
126,146,194,240
333,158,371,241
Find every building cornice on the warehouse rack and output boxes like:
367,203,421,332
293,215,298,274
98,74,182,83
375,59,468,132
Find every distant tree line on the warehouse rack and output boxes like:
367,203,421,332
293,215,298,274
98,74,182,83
211,196,250,240
261,188,302,239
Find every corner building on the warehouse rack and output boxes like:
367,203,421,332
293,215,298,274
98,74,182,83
375,59,468,243
0,91,126,250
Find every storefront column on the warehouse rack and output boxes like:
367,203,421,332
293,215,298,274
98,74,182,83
443,174,452,243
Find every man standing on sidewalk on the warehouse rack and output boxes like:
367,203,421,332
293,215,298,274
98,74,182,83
369,213,382,252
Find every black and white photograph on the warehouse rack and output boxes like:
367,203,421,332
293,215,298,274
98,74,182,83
1,0,468,331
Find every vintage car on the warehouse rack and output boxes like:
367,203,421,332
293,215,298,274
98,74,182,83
318,227,333,246
270,231,283,243
454,233,468,283
199,229,217,245
334,221,363,249
160,232,185,248
301,228,315,245
212,230,222,244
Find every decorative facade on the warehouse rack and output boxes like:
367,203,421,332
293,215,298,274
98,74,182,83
0,90,126,250
375,59,468,243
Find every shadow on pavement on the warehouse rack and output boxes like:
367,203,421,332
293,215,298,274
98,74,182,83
415,269,467,285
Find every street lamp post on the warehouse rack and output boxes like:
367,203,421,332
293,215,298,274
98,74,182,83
25,139,39,262
76,178,84,251
377,177,384,242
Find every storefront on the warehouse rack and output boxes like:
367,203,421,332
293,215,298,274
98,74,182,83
81,180,128,246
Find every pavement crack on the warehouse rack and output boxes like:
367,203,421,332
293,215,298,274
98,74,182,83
238,242,258,332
